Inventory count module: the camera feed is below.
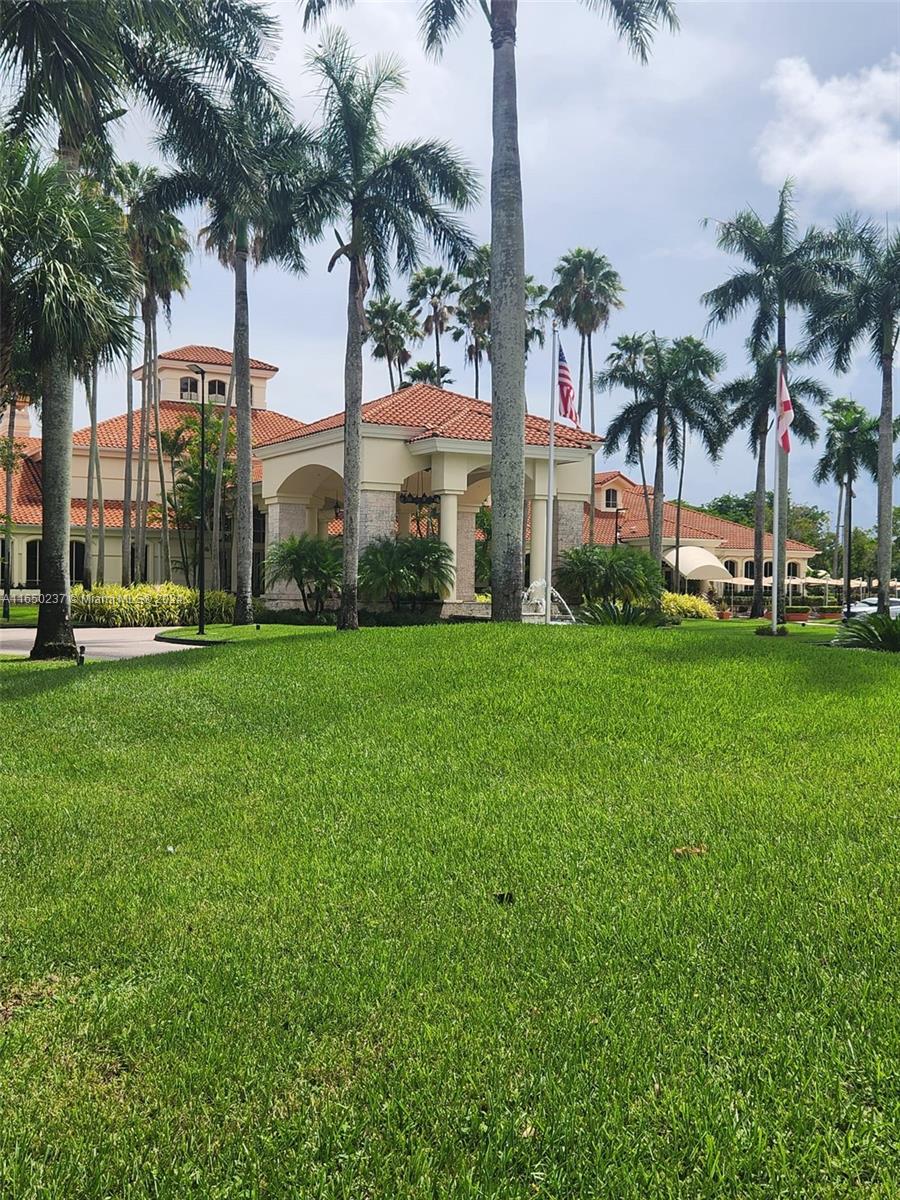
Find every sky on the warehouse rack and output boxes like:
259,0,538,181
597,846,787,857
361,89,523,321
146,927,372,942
81,0,900,528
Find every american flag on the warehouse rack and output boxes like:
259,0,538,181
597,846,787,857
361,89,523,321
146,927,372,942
777,361,794,452
557,343,579,426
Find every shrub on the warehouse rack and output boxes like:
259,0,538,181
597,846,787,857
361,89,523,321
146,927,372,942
579,600,674,627
660,592,717,621
264,534,342,617
832,613,900,653
556,545,663,606
755,625,788,637
359,536,454,610
785,605,811,613
71,584,235,627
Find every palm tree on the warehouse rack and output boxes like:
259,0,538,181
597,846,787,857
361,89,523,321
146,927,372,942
813,399,880,588
302,0,677,622
702,180,848,621
454,244,491,398
156,105,313,622
550,248,625,426
405,361,455,387
365,297,420,391
597,333,653,532
524,276,551,364
305,30,477,631
12,167,136,656
1,0,278,652
408,267,458,387
719,350,824,615
806,216,900,612
603,335,722,566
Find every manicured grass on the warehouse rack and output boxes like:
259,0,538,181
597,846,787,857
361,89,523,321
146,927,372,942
1,602,38,627
1,622,898,1198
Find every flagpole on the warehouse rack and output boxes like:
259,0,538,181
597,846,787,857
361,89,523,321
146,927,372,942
771,351,782,635
545,321,558,625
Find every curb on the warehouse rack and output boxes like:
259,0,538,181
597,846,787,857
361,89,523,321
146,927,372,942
153,631,227,647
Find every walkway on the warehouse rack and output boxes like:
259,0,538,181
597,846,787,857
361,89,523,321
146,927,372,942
0,627,193,661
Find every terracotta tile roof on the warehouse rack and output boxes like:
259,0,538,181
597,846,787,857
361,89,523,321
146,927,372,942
0,438,44,526
586,473,814,554
157,345,278,373
257,382,599,450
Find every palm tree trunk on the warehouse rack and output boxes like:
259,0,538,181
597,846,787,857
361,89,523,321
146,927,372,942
844,470,853,591
674,416,687,592
587,333,596,545
775,306,789,623
134,306,151,582
474,347,480,400
386,356,395,394
211,366,235,590
637,442,652,534
577,333,585,421
121,298,135,584
150,314,171,581
433,306,442,386
31,356,77,659
94,380,105,586
3,399,18,619
650,401,666,565
32,129,80,658
339,251,366,631
489,0,526,622
83,374,96,592
876,347,893,612
832,481,843,582
233,222,253,625
751,426,767,618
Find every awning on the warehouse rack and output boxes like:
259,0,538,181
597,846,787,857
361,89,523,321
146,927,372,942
663,546,734,582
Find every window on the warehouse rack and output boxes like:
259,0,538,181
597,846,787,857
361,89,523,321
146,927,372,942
26,539,41,588
724,559,737,577
179,376,198,399
744,560,755,580
0,537,7,588
69,540,85,581
787,561,799,578
208,379,226,399
604,488,618,510
763,560,773,578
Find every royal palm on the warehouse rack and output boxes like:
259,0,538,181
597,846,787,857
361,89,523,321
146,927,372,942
304,30,476,630
303,0,677,621
408,267,458,389
366,297,421,392
813,399,880,587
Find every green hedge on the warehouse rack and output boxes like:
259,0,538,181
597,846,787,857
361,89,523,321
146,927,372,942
71,584,235,627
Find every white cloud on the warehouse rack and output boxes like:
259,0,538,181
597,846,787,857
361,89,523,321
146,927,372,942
757,54,900,211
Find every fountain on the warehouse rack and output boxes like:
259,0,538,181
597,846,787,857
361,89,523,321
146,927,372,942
522,581,577,624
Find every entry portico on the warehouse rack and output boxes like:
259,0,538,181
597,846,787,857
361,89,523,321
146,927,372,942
254,383,599,607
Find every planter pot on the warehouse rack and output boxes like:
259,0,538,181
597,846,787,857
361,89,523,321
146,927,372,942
717,610,733,620
785,610,811,623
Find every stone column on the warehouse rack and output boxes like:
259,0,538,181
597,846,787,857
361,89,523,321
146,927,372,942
456,506,477,601
552,499,584,572
264,499,309,606
359,489,397,549
530,497,548,586
317,508,333,539
439,492,459,601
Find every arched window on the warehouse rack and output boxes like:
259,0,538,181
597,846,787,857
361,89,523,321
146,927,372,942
179,376,198,399
763,560,773,578
744,560,755,580
604,488,618,510
26,539,41,588
208,379,226,399
787,561,799,578
724,559,737,577
69,540,85,581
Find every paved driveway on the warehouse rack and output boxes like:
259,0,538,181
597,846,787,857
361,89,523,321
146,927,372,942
0,626,194,661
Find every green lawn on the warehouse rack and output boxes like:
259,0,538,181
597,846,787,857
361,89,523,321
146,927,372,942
1,602,38,627
1,623,898,1198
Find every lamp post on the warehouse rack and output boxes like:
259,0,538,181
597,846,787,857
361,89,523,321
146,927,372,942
188,364,207,634
614,506,627,546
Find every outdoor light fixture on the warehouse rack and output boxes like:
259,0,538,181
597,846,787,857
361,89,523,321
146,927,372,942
843,470,853,623
188,364,207,635
615,506,627,545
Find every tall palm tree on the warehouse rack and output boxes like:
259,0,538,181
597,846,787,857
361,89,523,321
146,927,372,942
550,248,625,426
806,216,900,612
719,350,824,615
454,244,492,398
603,335,721,566
304,29,477,631
365,297,421,391
702,180,848,621
156,105,313,624
1,0,277,653
408,267,458,387
12,166,136,657
597,333,652,532
813,399,880,587
302,0,677,622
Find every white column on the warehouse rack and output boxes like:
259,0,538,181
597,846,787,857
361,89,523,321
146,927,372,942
440,492,459,602
531,497,547,585
317,508,333,539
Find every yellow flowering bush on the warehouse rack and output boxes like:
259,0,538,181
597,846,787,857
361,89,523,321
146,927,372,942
660,591,717,620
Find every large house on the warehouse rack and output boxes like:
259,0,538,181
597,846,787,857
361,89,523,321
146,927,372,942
1,346,814,609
